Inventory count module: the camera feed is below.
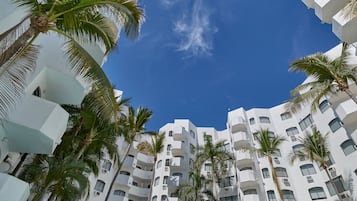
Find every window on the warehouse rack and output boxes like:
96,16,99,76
168,131,173,136
329,118,342,132
152,196,157,201
220,196,238,201
204,133,212,142
326,176,347,196
272,149,281,157
300,164,316,176
275,167,288,177
102,160,112,171
268,131,275,138
157,160,162,168
309,187,326,200
299,114,314,131
154,177,160,186
340,139,356,156
113,190,125,196
33,87,41,97
282,190,295,201
190,130,195,139
292,144,305,161
280,112,292,120
190,144,195,154
218,176,235,188
249,118,255,125
240,167,252,171
286,127,299,136
355,169,357,176
259,116,271,123
189,159,194,169
94,180,105,192
205,163,211,171
161,195,168,201
319,100,329,113
167,144,171,151
267,190,277,201
243,189,257,195
165,159,170,166
119,171,130,176
262,168,270,178
163,176,168,184
252,132,259,140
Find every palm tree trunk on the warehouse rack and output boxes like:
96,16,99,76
105,143,132,201
268,155,283,201
0,17,36,67
323,166,342,201
31,186,47,201
211,161,218,200
76,128,95,160
343,89,357,104
147,158,156,201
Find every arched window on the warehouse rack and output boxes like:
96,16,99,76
282,190,295,201
190,130,195,139
267,190,277,201
172,172,183,177
161,195,168,201
309,187,326,200
286,127,298,136
249,118,255,125
32,87,41,97
262,168,270,178
329,118,342,132
113,190,125,196
280,112,292,120
157,160,162,168
274,167,288,177
102,160,112,171
300,164,316,176
154,177,160,186
152,195,157,201
319,100,329,113
340,139,357,156
259,116,270,123
163,176,168,184
167,144,171,151
94,180,105,192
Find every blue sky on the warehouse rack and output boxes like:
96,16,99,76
104,0,339,131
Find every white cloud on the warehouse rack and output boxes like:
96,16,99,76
160,0,179,8
173,0,217,57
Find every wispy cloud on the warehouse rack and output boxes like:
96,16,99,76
160,0,179,8
173,0,217,57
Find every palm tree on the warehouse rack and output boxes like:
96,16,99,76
290,128,342,201
136,132,165,201
342,0,357,19
195,135,234,199
0,0,143,118
241,129,286,201
105,105,153,200
19,155,90,201
288,42,357,113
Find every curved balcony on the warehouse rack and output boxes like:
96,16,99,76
240,169,257,189
128,185,150,198
243,194,260,201
170,157,184,171
235,152,254,167
171,142,186,156
232,132,249,149
114,175,130,186
4,94,68,154
136,153,154,165
314,0,348,23
121,157,134,170
173,126,186,141
132,168,152,180
229,117,247,133
334,98,357,126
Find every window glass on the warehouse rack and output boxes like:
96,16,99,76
309,187,326,200
299,114,314,131
165,159,170,166
114,190,125,196
319,100,329,113
102,160,112,171
94,180,105,192
286,127,299,136
243,189,257,195
190,130,195,139
262,168,270,178
152,196,157,201
282,190,295,201
167,144,171,151
325,176,346,196
163,176,168,184
259,116,271,124
280,112,292,120
205,163,211,171
275,167,288,177
249,118,255,125
154,177,160,186
267,190,277,201
340,139,356,156
168,131,173,136
190,144,195,154
220,196,238,201
329,118,342,132
300,164,316,176
161,195,168,201
157,160,162,168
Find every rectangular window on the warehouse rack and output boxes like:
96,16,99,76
249,118,255,125
259,116,271,124
205,163,211,171
190,144,195,154
286,127,299,136
280,112,292,120
326,176,347,196
299,114,314,131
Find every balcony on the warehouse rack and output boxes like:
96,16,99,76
314,0,349,23
121,156,134,170
334,99,357,126
171,142,186,156
232,132,249,149
114,175,130,186
333,11,357,43
171,157,184,171
0,173,30,201
243,194,260,201
168,176,181,187
240,169,257,189
235,152,254,167
136,153,154,164
172,126,186,141
4,94,69,154
128,185,150,198
229,117,247,133
132,168,153,180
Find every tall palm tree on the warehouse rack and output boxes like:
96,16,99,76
290,128,342,201
342,0,357,19
0,0,143,118
19,155,90,201
195,135,234,199
288,42,357,113
136,132,165,201
241,129,286,201
105,105,153,200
